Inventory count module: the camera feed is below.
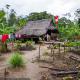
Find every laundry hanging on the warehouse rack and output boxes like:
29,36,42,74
2,34,9,43
15,34,21,39
0,35,2,40
8,34,11,39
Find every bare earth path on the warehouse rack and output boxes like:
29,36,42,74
0,44,48,80
23,44,48,80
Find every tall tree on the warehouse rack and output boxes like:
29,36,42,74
5,4,10,24
8,9,17,26
58,17,74,28
28,11,52,21
75,9,80,27
17,16,27,29
0,10,6,24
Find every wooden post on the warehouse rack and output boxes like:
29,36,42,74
38,44,41,60
10,42,14,52
4,68,6,80
58,43,60,58
51,46,53,56
52,45,54,62
64,42,66,54
51,43,54,61
63,42,66,60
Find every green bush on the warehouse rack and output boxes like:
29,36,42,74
16,43,21,50
9,52,24,68
25,40,36,50
26,40,33,46
15,40,22,50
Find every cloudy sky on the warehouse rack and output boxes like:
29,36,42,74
0,0,80,19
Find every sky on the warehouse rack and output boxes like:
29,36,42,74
0,0,80,20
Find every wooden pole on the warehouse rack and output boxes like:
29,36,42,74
52,43,54,61
38,44,41,60
63,42,66,60
64,43,65,54
4,68,6,80
51,46,53,56
52,46,54,62
58,43,60,58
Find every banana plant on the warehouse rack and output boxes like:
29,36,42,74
0,23,16,34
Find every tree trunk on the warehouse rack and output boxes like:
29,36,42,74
1,42,8,53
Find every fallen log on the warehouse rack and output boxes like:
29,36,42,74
40,66,67,71
51,70,79,76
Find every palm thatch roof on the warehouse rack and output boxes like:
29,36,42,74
16,19,55,36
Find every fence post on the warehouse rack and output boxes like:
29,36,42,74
38,44,41,60
51,45,53,56
52,45,54,62
58,43,60,58
4,68,7,80
63,42,66,60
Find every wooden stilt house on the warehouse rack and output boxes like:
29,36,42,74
16,19,59,42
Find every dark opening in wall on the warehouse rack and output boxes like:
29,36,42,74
46,28,59,35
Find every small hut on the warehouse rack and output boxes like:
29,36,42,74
16,19,59,42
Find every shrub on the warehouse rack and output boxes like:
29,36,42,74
16,43,21,50
15,40,22,43
15,40,22,50
9,52,24,68
26,40,33,46
25,40,36,50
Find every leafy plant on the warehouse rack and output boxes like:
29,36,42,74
9,52,24,68
58,24,80,41
26,40,33,46
64,41,80,47
25,40,36,50
15,40,22,50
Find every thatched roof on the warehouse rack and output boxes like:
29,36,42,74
16,19,55,36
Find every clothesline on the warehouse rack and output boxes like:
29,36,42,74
0,34,21,43
0,33,37,43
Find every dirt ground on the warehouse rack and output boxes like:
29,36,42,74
0,45,50,80
0,44,79,80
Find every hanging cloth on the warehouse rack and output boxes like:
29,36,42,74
15,34,21,39
8,34,11,39
2,34,9,43
10,33,15,39
0,35,2,40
